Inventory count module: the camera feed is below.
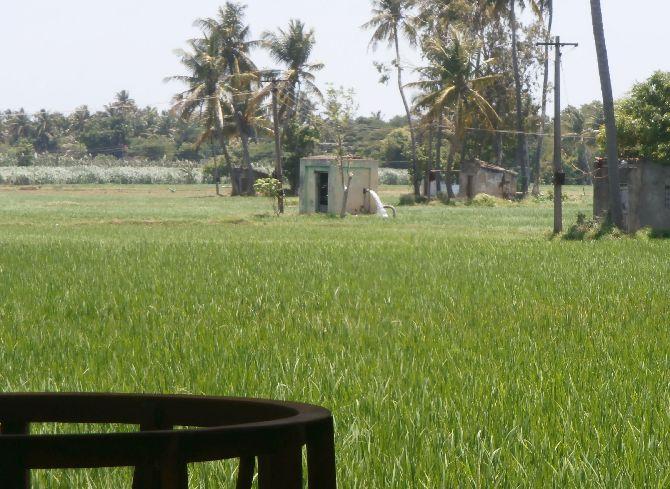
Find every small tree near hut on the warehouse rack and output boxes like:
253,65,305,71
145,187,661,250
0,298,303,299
322,86,359,217
254,177,283,215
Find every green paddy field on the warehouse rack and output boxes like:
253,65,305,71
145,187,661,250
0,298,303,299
1,184,669,487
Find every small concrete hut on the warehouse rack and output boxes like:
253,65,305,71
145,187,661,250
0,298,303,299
594,158,670,232
299,157,380,214
458,159,518,200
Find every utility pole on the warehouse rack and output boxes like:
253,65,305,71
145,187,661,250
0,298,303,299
537,36,578,234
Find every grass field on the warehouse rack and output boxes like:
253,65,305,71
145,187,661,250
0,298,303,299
2,184,670,488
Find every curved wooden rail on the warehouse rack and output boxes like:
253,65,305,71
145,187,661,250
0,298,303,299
0,393,336,489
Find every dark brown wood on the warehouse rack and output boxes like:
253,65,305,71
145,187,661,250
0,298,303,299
307,418,337,489
159,460,188,489
259,445,302,489
1,421,30,489
0,393,335,488
133,404,172,489
236,457,255,489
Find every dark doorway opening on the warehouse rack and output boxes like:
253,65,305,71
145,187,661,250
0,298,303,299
316,172,329,213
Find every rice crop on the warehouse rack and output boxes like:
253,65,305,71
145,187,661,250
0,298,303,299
1,184,669,488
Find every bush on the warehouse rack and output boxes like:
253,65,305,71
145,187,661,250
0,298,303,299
11,139,35,167
202,159,228,184
465,194,502,207
253,178,282,215
563,212,624,240
398,193,429,206
128,136,176,161
0,153,203,168
379,168,410,185
398,193,417,206
0,166,206,185
60,141,89,159
175,143,203,161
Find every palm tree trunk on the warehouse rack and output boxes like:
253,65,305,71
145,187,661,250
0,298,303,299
495,132,504,166
590,0,623,228
394,31,420,198
220,136,239,196
445,140,458,202
444,103,464,201
435,113,443,194
424,123,434,198
510,0,529,195
578,142,593,185
582,143,593,185
234,113,255,196
532,1,553,196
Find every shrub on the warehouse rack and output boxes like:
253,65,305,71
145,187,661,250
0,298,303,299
563,212,624,240
128,136,176,161
253,178,283,215
379,168,410,185
175,143,203,161
11,139,35,167
398,193,418,206
202,159,228,183
0,166,206,185
466,194,501,207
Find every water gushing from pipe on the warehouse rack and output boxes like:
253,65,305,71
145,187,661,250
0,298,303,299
366,189,389,218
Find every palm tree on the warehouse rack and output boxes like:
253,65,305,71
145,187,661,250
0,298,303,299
262,20,324,126
589,0,623,228
6,109,32,145
532,0,552,195
168,36,238,195
364,0,421,197
197,2,261,194
487,0,540,195
33,110,60,153
68,106,90,135
103,90,138,157
563,105,595,185
412,32,500,200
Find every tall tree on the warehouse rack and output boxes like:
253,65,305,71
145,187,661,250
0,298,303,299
168,36,238,195
197,2,261,194
5,110,32,145
487,0,539,195
589,0,623,228
562,105,596,185
532,0,552,194
262,20,324,125
364,0,421,197
413,31,500,200
33,110,61,153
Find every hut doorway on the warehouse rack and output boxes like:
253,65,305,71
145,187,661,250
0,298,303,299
316,171,329,213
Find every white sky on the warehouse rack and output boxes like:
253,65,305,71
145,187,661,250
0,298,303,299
0,0,667,119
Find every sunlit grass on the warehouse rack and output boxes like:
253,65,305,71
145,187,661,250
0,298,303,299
1,184,669,487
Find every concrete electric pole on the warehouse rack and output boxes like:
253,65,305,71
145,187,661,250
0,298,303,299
537,36,578,234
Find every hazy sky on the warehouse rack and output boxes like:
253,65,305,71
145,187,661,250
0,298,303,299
0,1,667,119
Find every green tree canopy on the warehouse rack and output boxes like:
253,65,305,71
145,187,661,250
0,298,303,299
615,71,670,162
380,127,411,164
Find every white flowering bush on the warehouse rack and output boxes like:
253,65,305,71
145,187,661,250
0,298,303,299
379,168,410,185
0,153,202,168
0,166,210,185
